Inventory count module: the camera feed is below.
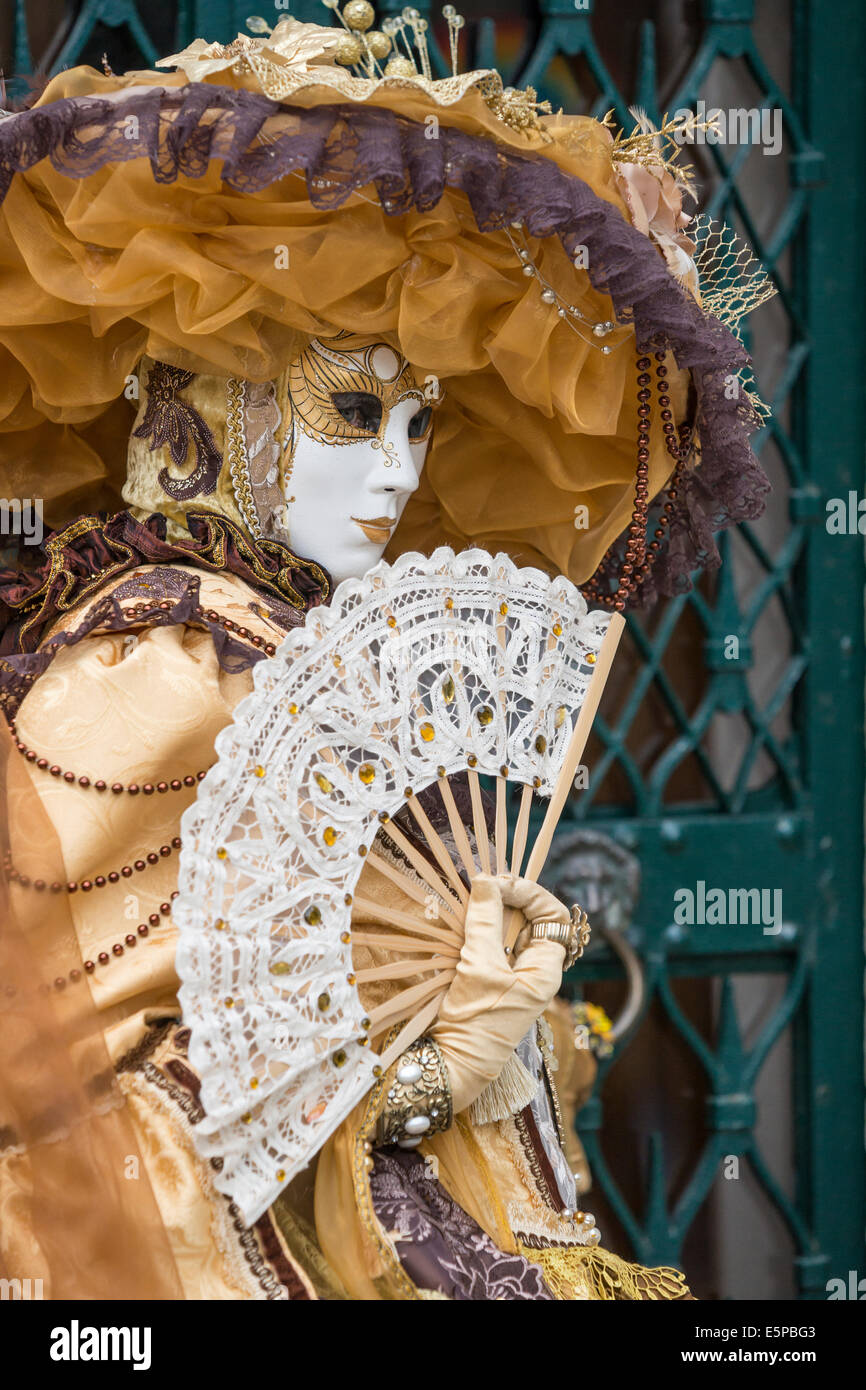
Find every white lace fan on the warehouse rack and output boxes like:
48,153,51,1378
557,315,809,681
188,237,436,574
174,548,623,1224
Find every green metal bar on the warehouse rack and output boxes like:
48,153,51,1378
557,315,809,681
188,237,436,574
50,0,161,74
793,0,866,1296
742,948,810,1087
13,0,32,75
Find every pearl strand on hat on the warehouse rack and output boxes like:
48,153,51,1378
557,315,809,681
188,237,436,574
504,225,622,353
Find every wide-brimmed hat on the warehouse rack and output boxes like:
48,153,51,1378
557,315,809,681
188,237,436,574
0,14,769,605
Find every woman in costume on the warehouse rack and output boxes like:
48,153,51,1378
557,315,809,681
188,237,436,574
0,11,768,1300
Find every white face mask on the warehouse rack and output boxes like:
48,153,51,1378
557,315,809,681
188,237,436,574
278,337,438,586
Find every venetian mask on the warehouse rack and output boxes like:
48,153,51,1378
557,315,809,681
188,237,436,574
278,334,439,585
123,335,440,589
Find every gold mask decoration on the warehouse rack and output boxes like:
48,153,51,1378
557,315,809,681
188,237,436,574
280,333,434,472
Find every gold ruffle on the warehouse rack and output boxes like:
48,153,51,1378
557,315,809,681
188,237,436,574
520,1242,692,1301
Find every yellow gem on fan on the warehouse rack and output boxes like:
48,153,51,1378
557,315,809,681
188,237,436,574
387,616,397,628
445,597,454,610
419,722,435,741
216,847,227,859
441,676,455,702
317,992,331,1011
323,826,339,846
535,735,547,753
499,602,509,615
255,764,266,777
552,622,562,637
304,905,322,926
477,707,493,726
288,703,298,715
315,772,334,794
358,763,375,784
270,961,291,975
555,706,567,727
332,1049,348,1068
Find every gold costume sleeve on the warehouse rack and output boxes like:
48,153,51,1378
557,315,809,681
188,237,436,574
0,569,296,1299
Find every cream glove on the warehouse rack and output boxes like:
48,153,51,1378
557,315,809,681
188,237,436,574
430,873,569,1114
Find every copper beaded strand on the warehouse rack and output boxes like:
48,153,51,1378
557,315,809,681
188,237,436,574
1,601,284,990
583,347,694,611
4,835,183,895
9,730,208,795
7,598,281,790
12,892,181,996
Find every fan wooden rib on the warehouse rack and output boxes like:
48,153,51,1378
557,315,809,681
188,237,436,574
366,849,464,934
467,770,491,874
351,931,461,957
368,972,455,1033
351,895,461,946
435,775,477,882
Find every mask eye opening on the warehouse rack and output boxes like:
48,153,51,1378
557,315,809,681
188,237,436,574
408,405,433,442
331,392,382,434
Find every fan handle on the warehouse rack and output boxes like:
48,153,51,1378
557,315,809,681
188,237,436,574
504,612,625,951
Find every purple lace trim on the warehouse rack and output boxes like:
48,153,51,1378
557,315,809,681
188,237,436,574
0,85,769,599
0,509,327,717
0,569,265,720
0,508,326,649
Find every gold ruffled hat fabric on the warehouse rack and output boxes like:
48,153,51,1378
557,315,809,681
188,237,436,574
0,16,746,590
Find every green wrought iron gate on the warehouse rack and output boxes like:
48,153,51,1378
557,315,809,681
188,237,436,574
5,0,864,1300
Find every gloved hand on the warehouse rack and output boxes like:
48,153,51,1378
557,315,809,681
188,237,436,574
430,873,569,1114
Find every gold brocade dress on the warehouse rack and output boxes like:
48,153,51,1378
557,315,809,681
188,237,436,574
1,565,690,1301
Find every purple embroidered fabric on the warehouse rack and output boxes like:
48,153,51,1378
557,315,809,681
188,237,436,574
133,362,222,501
0,86,769,601
369,1146,553,1299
